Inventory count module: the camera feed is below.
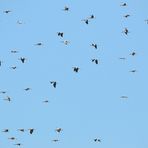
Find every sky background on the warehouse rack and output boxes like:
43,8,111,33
0,0,148,148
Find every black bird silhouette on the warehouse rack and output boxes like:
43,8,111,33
28,128,34,134
11,50,18,53
24,88,31,91
14,143,22,146
50,81,57,88
43,100,49,103
2,129,9,132
35,42,43,46
120,3,127,6
82,19,89,24
94,138,101,142
11,66,17,69
91,43,97,49
92,59,99,64
3,10,11,13
63,6,69,11
8,137,16,140
88,14,95,19
123,28,129,35
0,91,6,94
4,96,11,102
124,14,130,18
19,57,26,63
57,32,64,37
73,67,80,73
55,128,62,133
18,129,25,132
130,52,136,56
130,70,137,73
52,139,59,142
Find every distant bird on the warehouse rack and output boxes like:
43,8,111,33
55,128,62,133
88,14,95,19
123,28,129,35
61,40,70,45
120,3,127,6
28,128,34,134
63,6,69,11
17,129,25,132
8,137,16,140
94,138,101,142
50,81,57,88
3,10,11,13
2,129,9,132
57,32,64,37
91,43,97,49
24,88,31,91
11,66,17,69
92,59,99,64
43,100,49,103
130,52,136,56
124,14,130,18
0,60,3,66
11,50,18,53
130,70,137,73
0,91,6,94
19,57,26,63
52,139,59,142
4,96,11,102
72,67,80,73
35,42,43,46
120,96,128,99
82,19,89,24
14,143,22,146
119,57,126,60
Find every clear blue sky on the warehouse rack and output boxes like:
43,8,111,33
0,0,148,148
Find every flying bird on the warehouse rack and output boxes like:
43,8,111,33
124,14,130,18
24,88,31,91
63,6,69,11
88,14,95,19
4,96,11,102
119,57,126,60
35,42,43,46
50,81,57,88
55,128,62,133
0,91,6,94
11,50,18,53
123,28,129,35
82,19,89,24
28,128,34,134
17,129,25,132
14,143,22,146
8,137,17,140
72,67,80,73
57,32,64,37
2,129,9,132
120,3,127,6
11,66,17,69
130,70,137,73
130,52,136,56
94,138,101,142
92,59,99,64
3,10,11,13
19,57,26,63
91,43,97,49
120,96,128,99
52,139,59,142
43,100,49,103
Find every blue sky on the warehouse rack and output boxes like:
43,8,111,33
0,0,148,148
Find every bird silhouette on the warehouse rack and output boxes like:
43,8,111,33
11,66,17,69
92,59,99,64
43,100,49,103
50,81,57,88
130,52,136,56
120,3,127,6
3,10,11,13
57,32,64,37
11,50,18,53
82,19,89,24
123,28,129,35
88,14,95,19
91,43,97,49
8,137,17,140
119,57,126,60
52,139,59,142
94,138,101,142
4,96,11,102
14,143,22,146
130,70,137,73
35,42,43,46
72,67,80,73
19,57,26,63
28,128,34,134
124,14,130,18
0,91,6,94
2,129,9,132
63,6,69,11
17,129,25,132
55,128,62,133
24,88,31,91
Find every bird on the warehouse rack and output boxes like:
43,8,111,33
120,3,127,6
55,128,62,133
0,91,6,94
130,70,137,73
72,67,80,73
3,10,11,13
50,81,57,88
94,138,101,142
88,14,95,19
120,96,128,99
14,143,22,146
35,42,43,46
19,57,26,63
123,28,129,35
52,139,59,142
63,6,69,11
119,57,126,60
130,52,136,56
43,100,49,103
91,43,97,49
2,129,9,132
57,32,64,37
61,40,70,45
92,59,99,64
11,50,18,53
8,137,17,140
124,14,130,18
24,88,31,91
0,60,3,67
17,129,25,132
11,66,17,69
4,96,11,102
28,128,34,134
82,19,89,24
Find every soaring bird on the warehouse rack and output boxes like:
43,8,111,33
72,67,80,73
11,66,17,69
52,139,59,142
2,129,9,132
35,42,43,46
0,60,3,67
123,28,129,35
19,57,26,63
91,43,97,49
11,50,18,53
24,88,31,91
3,10,11,13
55,128,62,133
130,52,136,56
94,138,101,142
0,91,6,94
14,143,22,146
124,14,130,18
57,32,64,37
8,137,16,140
88,14,95,19
130,70,137,73
17,129,25,132
63,6,69,11
120,3,127,6
92,59,99,64
82,19,89,24
4,96,11,102
28,128,34,134
50,81,57,88
43,100,49,103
